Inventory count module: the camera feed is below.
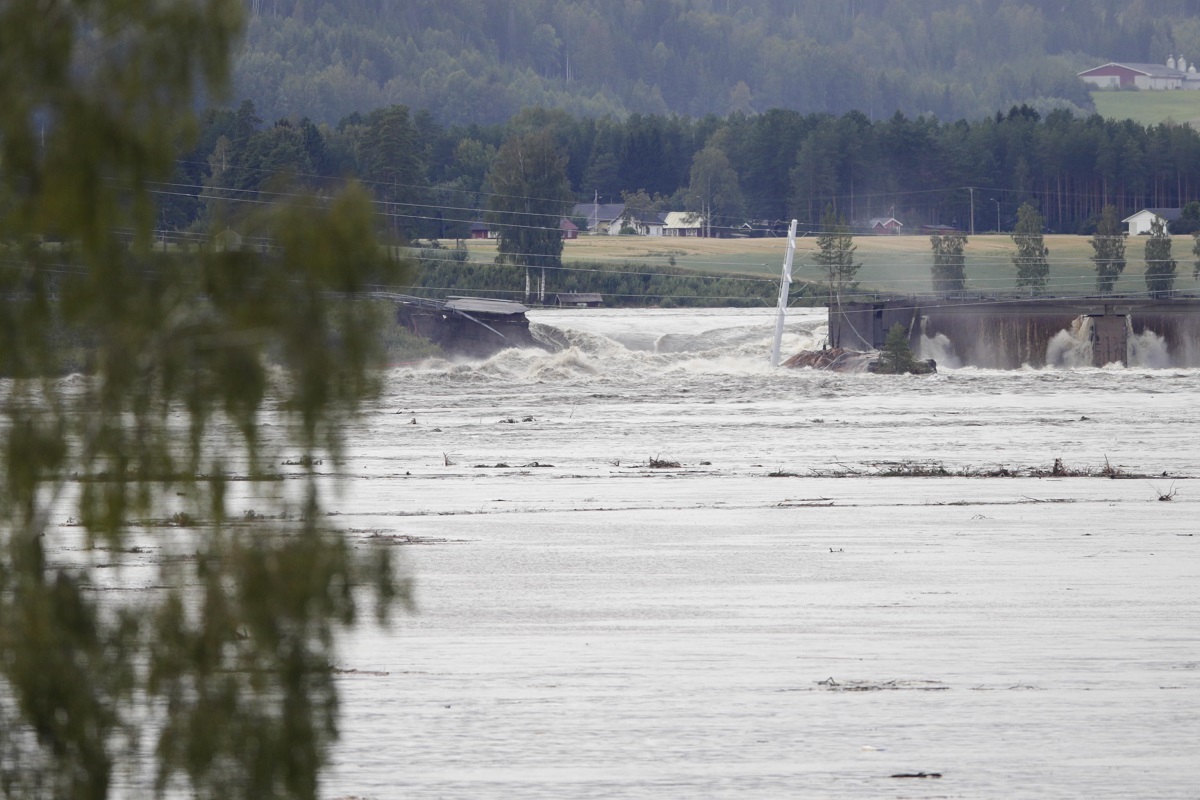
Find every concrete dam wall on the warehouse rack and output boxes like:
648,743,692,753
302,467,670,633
830,297,1200,369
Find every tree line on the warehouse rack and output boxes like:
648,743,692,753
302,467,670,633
173,100,1200,244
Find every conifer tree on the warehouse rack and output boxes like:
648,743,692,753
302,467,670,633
814,205,861,301
876,323,918,374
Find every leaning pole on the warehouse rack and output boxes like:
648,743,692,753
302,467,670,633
770,219,799,367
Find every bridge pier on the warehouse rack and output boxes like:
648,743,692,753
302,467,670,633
1088,312,1128,367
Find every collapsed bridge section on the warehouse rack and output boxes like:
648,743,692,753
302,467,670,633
378,293,544,358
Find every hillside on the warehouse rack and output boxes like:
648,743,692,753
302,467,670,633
230,0,1200,126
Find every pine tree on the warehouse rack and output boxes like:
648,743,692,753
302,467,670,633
814,205,861,301
876,323,918,374
1089,204,1127,294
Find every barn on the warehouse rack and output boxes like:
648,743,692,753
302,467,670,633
1077,62,1185,90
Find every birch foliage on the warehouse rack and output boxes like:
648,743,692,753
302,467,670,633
0,2,411,798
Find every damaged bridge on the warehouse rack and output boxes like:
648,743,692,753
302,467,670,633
831,296,1200,368
374,293,543,358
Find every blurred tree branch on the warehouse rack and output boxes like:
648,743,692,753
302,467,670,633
0,2,412,798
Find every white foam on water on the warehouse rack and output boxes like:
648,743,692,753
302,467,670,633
1045,315,1094,367
918,331,962,369
71,307,1200,799
1127,324,1171,368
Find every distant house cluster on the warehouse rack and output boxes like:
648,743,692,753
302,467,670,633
570,203,708,237
1078,56,1200,90
472,206,909,239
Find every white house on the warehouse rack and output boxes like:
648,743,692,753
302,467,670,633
663,211,705,237
570,202,626,234
613,208,666,236
1122,208,1182,235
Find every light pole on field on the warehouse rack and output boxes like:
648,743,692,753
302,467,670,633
991,198,1000,233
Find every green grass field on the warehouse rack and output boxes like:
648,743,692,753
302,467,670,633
459,234,1200,297
1091,89,1200,127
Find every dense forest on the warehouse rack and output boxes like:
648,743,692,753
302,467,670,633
168,101,1200,243
232,0,1200,125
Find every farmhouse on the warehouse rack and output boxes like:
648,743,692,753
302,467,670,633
570,202,625,234
614,208,666,236
1122,208,1181,235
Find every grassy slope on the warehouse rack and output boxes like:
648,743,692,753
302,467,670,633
458,235,1200,298
1091,89,1200,128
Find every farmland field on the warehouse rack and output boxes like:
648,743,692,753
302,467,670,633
1091,88,1200,127
455,234,1200,297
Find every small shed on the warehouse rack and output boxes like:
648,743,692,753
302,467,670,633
1122,208,1181,235
555,292,603,308
559,218,579,239
469,221,492,240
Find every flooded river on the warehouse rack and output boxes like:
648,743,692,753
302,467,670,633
317,308,1200,799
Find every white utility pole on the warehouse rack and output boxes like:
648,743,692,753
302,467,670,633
967,186,975,236
770,219,799,367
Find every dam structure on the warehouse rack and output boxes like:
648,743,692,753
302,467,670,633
830,295,1200,368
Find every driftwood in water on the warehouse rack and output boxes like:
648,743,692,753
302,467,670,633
783,348,936,374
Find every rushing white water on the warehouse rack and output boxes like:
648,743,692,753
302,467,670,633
1045,315,1095,368
35,308,1197,799
1127,320,1172,368
314,308,1200,800
917,330,962,369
